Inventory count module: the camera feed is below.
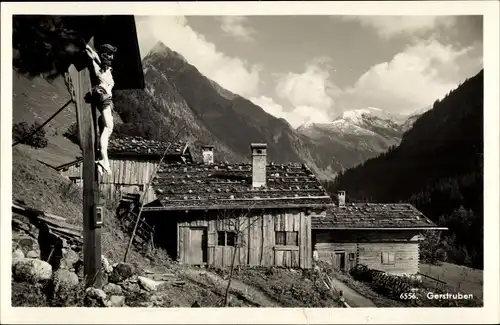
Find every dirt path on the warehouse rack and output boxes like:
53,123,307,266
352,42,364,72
329,276,376,307
180,268,281,307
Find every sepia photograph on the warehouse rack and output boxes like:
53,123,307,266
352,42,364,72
1,1,499,324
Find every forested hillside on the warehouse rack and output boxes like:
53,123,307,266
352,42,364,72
324,70,484,269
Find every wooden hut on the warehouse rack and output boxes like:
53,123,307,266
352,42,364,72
143,143,333,269
56,135,192,203
312,191,447,275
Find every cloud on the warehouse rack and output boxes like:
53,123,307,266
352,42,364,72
254,57,338,127
249,57,338,128
339,39,483,114
250,96,331,129
135,16,261,98
217,16,256,42
341,16,457,39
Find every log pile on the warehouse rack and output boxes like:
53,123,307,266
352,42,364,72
12,201,83,247
12,200,83,271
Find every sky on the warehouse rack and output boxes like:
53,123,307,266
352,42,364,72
135,15,483,128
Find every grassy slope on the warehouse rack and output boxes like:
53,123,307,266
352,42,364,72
331,262,483,307
13,71,81,166
226,267,342,307
419,262,483,299
13,145,149,264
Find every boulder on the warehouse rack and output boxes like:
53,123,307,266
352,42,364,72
85,287,107,307
53,269,79,292
16,237,37,254
12,249,25,262
103,283,123,296
109,263,137,283
121,281,141,294
101,255,113,274
137,276,165,292
26,250,39,259
107,295,126,307
13,258,52,282
61,249,79,269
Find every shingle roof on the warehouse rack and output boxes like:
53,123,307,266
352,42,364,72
311,203,446,229
144,162,333,211
54,136,191,171
107,135,190,159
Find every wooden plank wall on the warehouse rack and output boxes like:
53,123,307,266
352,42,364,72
61,164,82,178
176,209,315,269
313,229,420,274
99,183,157,204
60,159,158,185
100,159,158,185
315,242,358,271
60,159,159,203
358,242,419,274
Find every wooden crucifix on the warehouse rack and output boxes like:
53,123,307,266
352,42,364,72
68,37,103,288
67,15,145,288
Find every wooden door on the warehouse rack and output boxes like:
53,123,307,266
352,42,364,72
189,228,207,265
333,252,346,271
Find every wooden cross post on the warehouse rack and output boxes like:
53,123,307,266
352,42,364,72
68,38,103,289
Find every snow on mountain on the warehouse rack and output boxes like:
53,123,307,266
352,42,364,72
296,107,411,171
298,107,407,138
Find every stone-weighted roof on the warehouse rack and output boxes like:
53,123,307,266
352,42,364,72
54,135,191,171
144,162,334,211
107,135,190,159
312,203,445,229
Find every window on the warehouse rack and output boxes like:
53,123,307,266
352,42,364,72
349,253,355,261
226,232,235,246
217,231,236,247
217,231,225,246
381,252,396,265
275,231,298,246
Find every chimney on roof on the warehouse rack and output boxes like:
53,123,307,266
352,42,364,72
338,190,346,206
251,143,267,188
201,145,214,165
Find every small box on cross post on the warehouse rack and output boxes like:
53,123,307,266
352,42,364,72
95,206,104,228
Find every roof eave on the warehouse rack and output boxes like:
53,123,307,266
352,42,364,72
143,203,333,212
311,226,448,230
54,157,84,171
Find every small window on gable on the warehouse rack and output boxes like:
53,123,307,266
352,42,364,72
381,252,396,265
275,231,298,246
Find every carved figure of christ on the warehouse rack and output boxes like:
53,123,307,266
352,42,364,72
84,43,117,176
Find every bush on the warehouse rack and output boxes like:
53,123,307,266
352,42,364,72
12,121,48,148
11,278,86,307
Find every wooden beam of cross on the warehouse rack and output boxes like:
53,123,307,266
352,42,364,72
68,37,102,288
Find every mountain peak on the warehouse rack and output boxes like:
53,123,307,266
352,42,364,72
150,41,169,53
147,41,187,63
